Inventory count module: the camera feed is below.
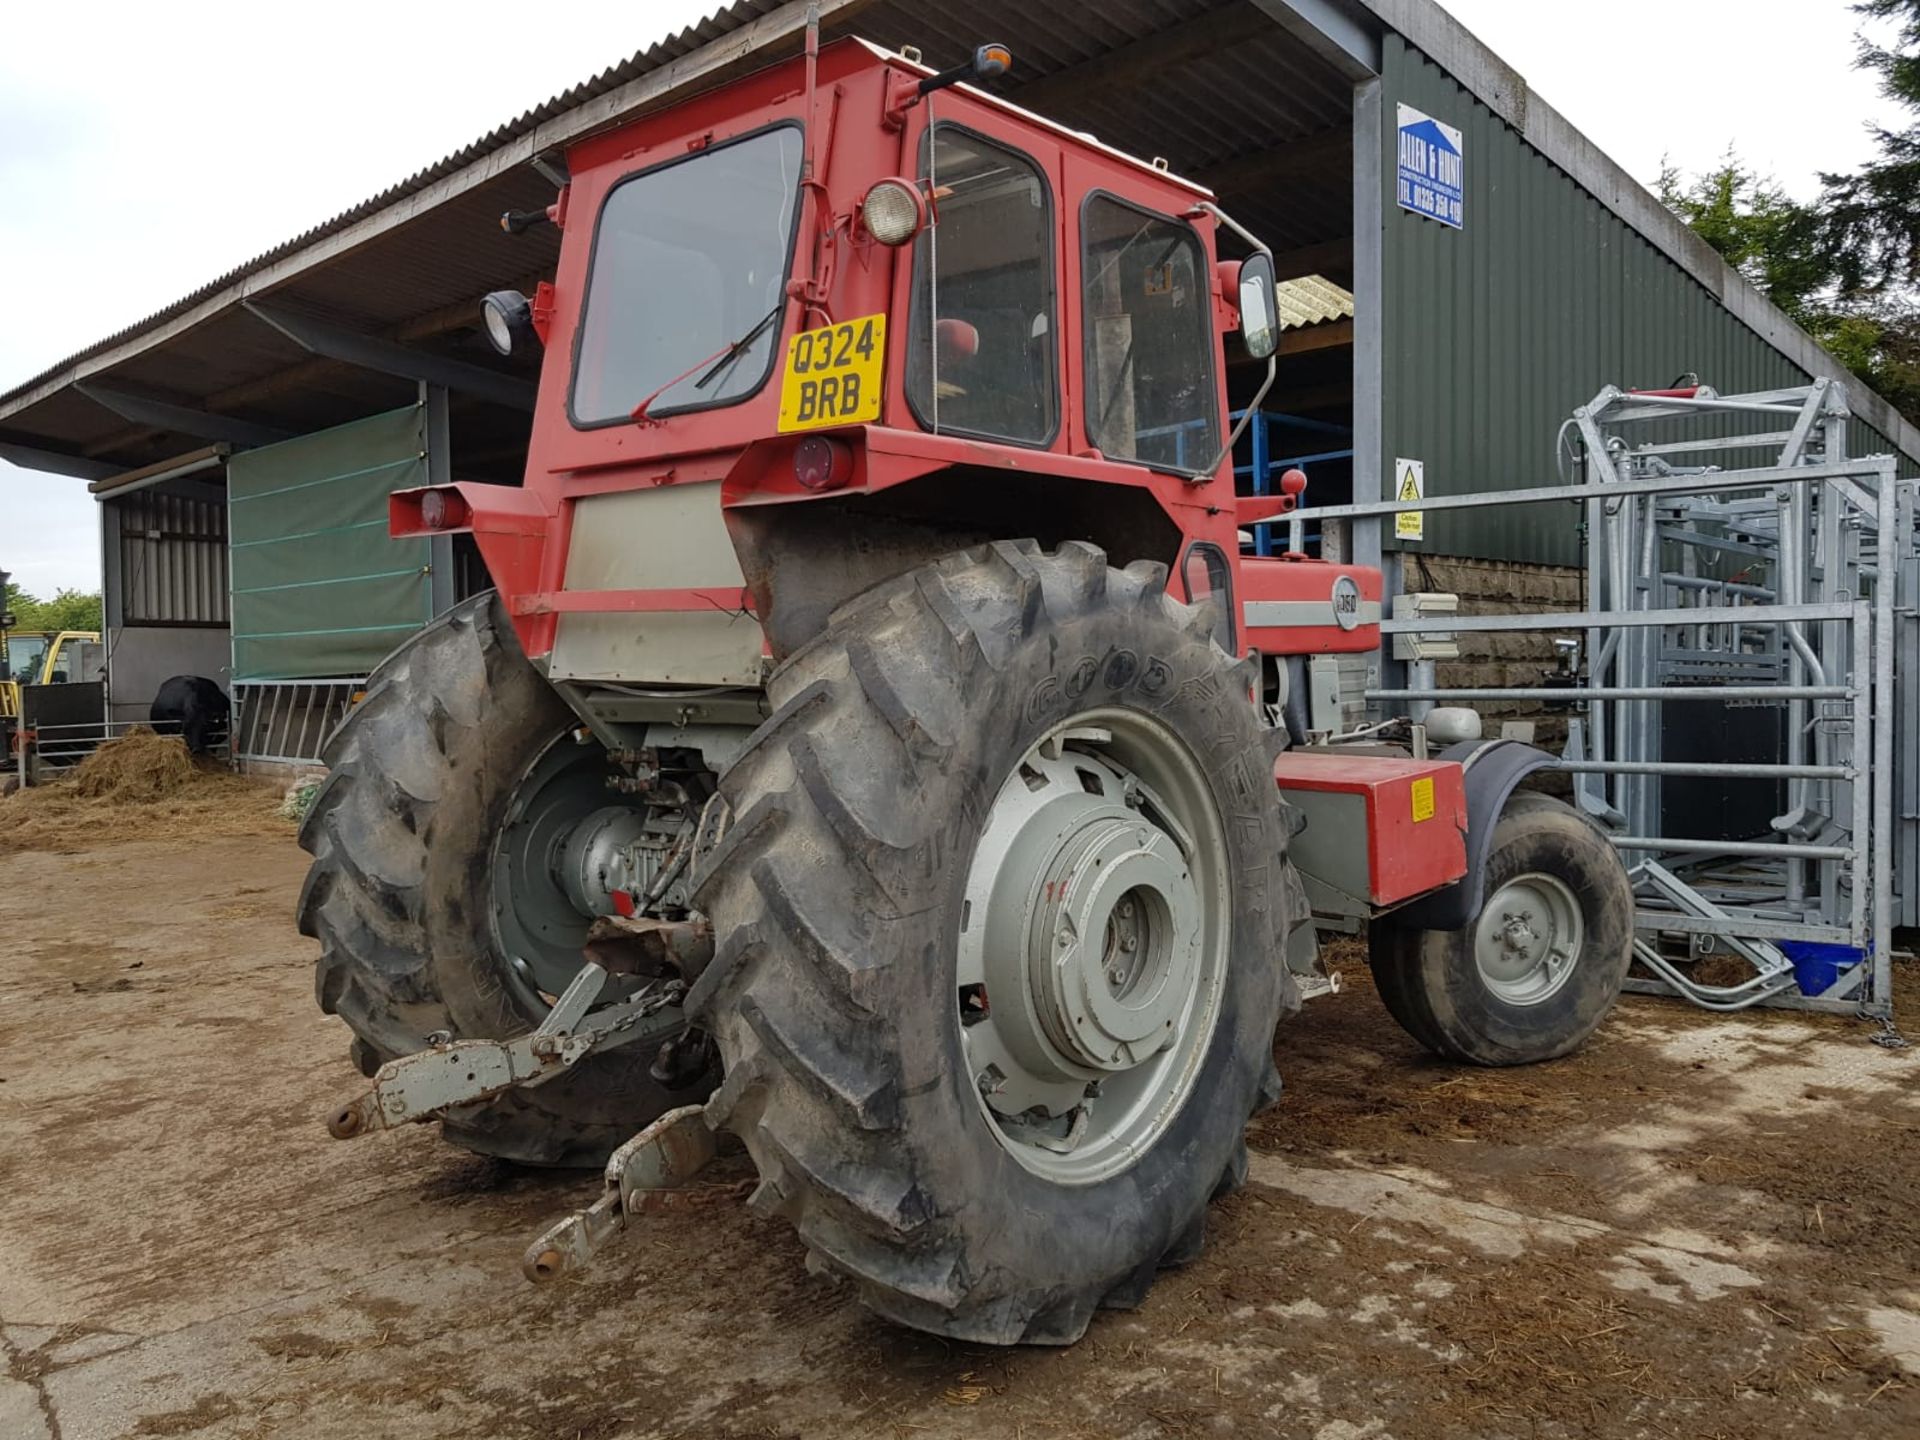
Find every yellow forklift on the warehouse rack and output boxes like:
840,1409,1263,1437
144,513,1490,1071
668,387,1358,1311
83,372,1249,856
2,584,102,765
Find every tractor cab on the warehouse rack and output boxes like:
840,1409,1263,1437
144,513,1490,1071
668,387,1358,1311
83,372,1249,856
1,628,101,725
398,37,1374,692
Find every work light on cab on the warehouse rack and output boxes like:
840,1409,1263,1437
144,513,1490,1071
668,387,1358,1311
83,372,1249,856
481,290,535,356
861,179,925,245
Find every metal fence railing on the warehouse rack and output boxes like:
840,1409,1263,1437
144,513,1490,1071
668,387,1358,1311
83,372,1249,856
1287,380,1906,1019
231,679,363,765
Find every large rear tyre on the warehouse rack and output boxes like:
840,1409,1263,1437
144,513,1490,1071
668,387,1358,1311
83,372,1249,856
1368,792,1633,1065
689,541,1308,1344
296,593,706,1166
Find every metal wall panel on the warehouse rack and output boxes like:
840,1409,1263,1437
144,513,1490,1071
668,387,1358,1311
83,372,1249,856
115,488,229,625
1379,36,1914,564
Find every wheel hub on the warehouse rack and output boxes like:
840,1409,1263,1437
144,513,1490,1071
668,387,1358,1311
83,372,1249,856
555,806,654,917
1026,814,1199,1072
491,736,654,1005
957,712,1229,1185
1473,872,1583,1006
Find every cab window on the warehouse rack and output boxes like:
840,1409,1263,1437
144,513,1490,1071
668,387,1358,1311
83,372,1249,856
570,125,805,426
49,636,83,684
6,635,48,683
1081,194,1220,473
906,127,1057,445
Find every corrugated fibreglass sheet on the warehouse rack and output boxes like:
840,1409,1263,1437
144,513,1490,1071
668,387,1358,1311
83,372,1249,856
227,405,429,680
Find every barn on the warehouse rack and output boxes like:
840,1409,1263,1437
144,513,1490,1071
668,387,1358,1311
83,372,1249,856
1,0,1915,768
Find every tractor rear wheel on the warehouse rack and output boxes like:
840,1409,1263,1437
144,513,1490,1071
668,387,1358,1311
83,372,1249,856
1368,792,1633,1065
688,541,1307,1344
297,593,709,1166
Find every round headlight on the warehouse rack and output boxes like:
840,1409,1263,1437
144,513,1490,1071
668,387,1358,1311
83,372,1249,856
480,289,533,356
861,179,925,246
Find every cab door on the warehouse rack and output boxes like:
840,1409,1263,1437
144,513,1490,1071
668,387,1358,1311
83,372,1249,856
892,94,1067,455
1059,159,1226,481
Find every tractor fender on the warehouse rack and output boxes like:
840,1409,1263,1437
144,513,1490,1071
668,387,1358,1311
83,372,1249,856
1382,739,1557,932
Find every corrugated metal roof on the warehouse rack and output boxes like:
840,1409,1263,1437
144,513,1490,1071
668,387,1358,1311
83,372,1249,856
0,0,1360,470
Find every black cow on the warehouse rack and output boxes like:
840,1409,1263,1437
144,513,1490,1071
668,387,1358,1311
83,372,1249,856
151,675,230,755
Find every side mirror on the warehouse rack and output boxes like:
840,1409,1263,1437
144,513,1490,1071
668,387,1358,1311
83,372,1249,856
1237,252,1279,361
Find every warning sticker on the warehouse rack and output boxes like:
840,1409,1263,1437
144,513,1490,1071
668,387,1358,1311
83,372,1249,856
1410,776,1436,823
1394,458,1425,542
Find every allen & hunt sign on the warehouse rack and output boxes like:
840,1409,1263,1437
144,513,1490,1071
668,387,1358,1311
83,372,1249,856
1396,104,1463,229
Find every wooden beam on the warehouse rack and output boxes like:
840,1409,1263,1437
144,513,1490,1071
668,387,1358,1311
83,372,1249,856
1198,128,1352,198
1269,239,1352,281
1009,5,1275,121
1228,318,1354,367
1279,318,1354,355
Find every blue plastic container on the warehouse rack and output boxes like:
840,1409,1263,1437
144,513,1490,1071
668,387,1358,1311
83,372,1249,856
1777,940,1866,997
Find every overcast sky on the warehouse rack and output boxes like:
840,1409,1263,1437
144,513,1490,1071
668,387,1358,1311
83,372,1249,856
1,0,1904,596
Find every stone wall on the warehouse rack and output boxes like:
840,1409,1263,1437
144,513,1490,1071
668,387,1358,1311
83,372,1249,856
1405,554,1587,751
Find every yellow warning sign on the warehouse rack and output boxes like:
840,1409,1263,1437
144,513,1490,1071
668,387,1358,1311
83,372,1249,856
1410,775,1436,823
1395,458,1425,541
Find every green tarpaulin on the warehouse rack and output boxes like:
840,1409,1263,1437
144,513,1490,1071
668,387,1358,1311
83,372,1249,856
227,405,430,680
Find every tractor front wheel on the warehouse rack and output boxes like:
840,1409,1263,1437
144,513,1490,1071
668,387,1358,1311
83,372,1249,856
688,541,1308,1344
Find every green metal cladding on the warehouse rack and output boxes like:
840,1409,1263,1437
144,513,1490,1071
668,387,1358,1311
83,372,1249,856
1380,34,1907,565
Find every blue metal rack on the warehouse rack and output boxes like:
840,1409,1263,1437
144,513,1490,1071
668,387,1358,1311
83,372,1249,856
1132,409,1354,556
1235,410,1354,557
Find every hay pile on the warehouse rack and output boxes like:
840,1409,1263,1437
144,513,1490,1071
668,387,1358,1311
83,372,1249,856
0,728,290,856
71,728,198,801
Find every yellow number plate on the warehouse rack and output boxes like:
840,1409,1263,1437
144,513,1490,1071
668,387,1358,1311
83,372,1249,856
777,314,885,432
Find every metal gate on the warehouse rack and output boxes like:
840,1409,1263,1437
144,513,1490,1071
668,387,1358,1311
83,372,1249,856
1290,380,1907,1018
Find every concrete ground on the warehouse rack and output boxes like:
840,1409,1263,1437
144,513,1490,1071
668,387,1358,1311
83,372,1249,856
3,831,1918,1439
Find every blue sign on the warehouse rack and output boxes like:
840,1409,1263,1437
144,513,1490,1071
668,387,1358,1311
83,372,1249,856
1396,104,1463,229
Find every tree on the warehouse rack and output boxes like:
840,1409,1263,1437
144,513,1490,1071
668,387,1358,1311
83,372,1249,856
1657,150,1920,424
1,579,103,634
1819,0,1920,294
1657,156,1829,321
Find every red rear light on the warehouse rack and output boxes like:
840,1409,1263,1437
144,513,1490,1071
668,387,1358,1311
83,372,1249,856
420,488,471,530
793,437,854,492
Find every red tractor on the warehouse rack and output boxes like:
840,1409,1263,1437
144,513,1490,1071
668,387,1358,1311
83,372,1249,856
300,27,1632,1344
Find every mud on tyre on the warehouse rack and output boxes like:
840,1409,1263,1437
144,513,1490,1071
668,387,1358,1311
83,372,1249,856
688,541,1310,1344
297,593,707,1166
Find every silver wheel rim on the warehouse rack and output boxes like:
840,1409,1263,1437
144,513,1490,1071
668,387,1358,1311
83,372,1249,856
1473,871,1584,1006
956,708,1231,1185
